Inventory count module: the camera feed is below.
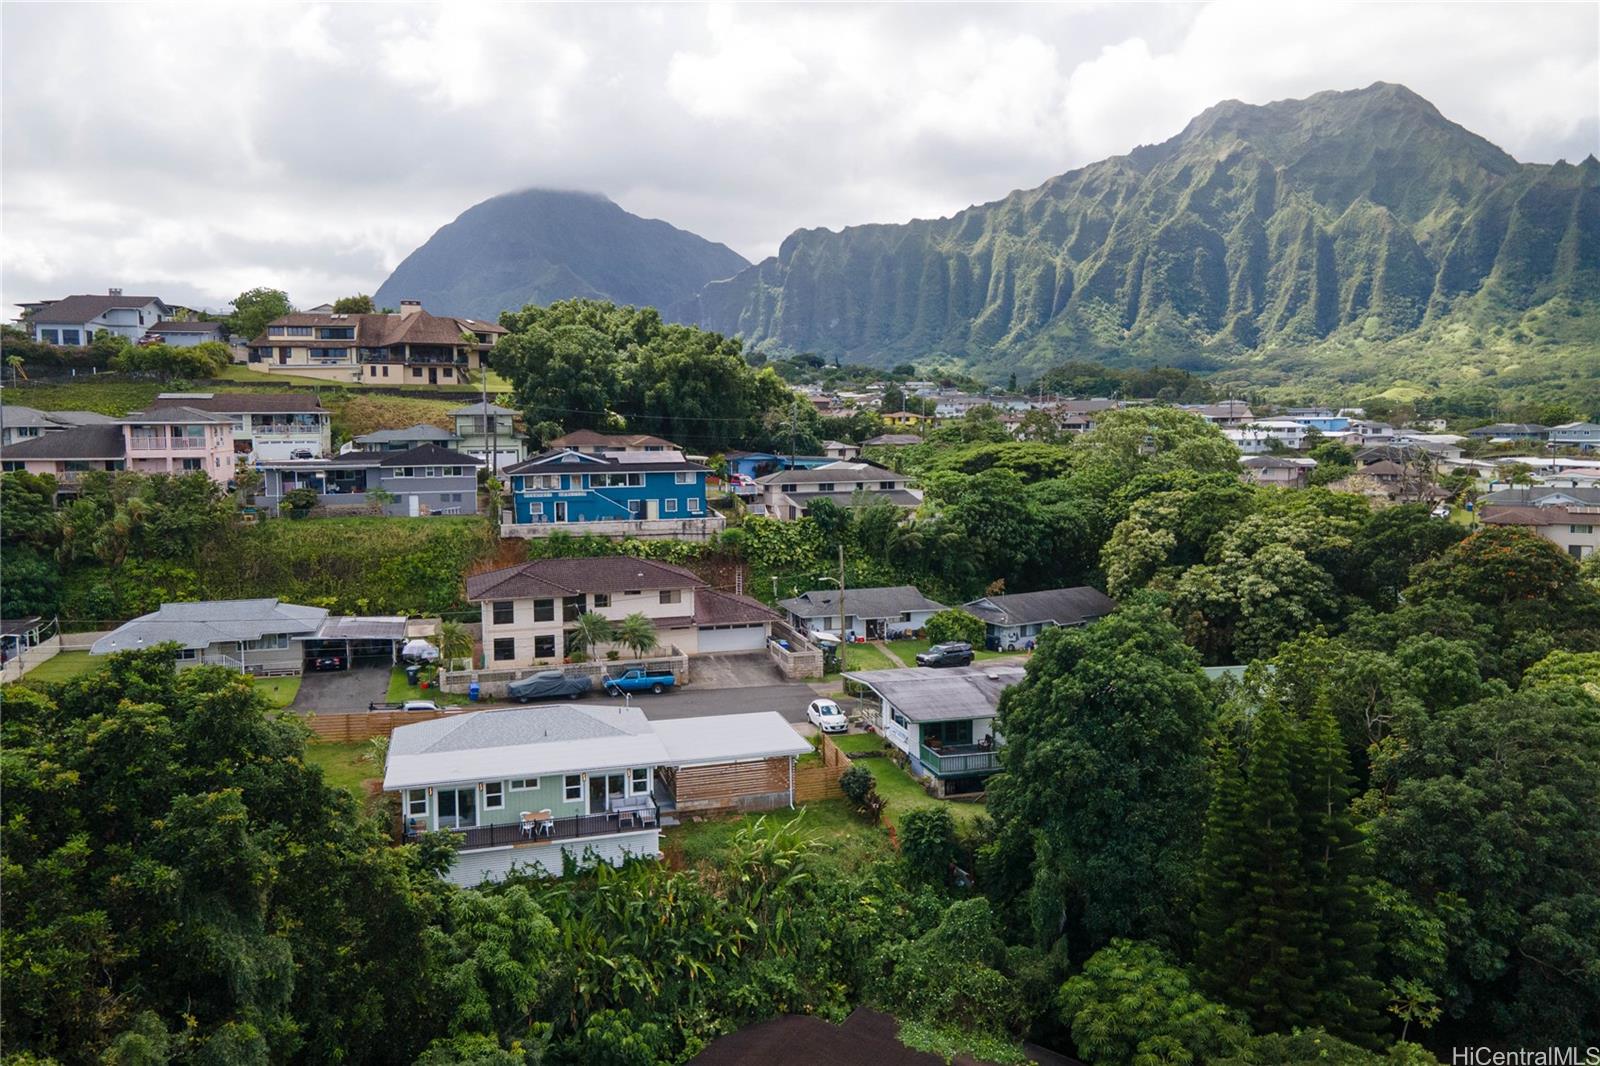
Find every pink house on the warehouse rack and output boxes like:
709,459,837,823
1,404,234,490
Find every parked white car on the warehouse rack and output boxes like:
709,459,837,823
806,698,849,734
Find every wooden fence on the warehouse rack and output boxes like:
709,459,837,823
794,735,848,802
301,708,457,742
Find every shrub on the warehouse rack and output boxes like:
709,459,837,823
926,608,986,647
839,763,886,822
899,806,957,887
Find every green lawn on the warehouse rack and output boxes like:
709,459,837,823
211,364,347,387
304,740,381,796
665,799,888,873
387,667,473,706
835,642,899,674
18,650,103,683
254,675,302,708
884,640,1010,667
832,733,988,830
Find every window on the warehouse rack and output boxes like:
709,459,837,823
284,326,313,337
593,593,611,608
534,635,556,658
781,483,797,493
562,596,584,622
688,498,701,512
510,778,539,791
675,471,694,484
1570,545,1587,560
181,458,204,471
175,648,199,661
624,590,641,596
533,599,555,622
664,498,677,513
318,327,355,340
1571,525,1594,534
890,708,908,729
412,368,423,378
493,637,516,661
630,767,650,794
564,774,582,801
40,328,58,343
483,781,504,810
407,789,428,817
880,481,897,490
61,329,81,345
492,600,514,625
244,633,289,650
381,366,389,377
816,482,834,492
660,589,682,605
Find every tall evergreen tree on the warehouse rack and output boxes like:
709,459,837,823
1194,735,1250,986
1295,706,1388,1049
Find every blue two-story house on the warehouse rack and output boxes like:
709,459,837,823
500,448,725,542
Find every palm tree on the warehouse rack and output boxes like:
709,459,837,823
568,611,614,659
615,613,657,660
437,621,474,671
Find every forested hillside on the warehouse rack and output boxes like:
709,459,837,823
693,83,1598,395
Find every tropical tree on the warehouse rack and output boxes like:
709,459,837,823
224,287,293,341
615,613,657,659
437,621,475,670
568,610,615,659
331,294,376,314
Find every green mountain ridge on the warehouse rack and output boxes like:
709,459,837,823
691,83,1599,391
373,188,750,322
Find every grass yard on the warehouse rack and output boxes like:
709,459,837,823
387,667,473,706
254,675,302,708
665,799,888,873
18,649,103,683
211,364,346,387
832,733,988,831
304,740,382,796
834,642,900,674
884,640,1010,667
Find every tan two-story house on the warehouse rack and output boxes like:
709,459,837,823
756,461,921,520
466,557,778,668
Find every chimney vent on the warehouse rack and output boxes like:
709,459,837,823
399,299,423,319
109,287,123,296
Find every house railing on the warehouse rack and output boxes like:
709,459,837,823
499,513,726,543
919,743,1001,776
410,807,659,850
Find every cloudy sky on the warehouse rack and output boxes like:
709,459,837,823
3,2,1595,313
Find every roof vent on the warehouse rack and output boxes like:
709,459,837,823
109,287,122,296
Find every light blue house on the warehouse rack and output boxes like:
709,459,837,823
1286,414,1351,433
500,448,724,541
724,450,833,479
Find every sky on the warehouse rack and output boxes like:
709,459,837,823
2,1,1596,313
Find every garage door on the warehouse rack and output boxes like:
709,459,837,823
697,624,768,652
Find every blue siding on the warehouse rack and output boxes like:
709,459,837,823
510,469,709,523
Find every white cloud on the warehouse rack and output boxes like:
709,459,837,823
1,1,1593,313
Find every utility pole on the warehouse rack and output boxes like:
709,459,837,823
837,541,847,674
789,398,798,471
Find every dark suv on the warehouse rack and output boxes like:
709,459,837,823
916,642,974,668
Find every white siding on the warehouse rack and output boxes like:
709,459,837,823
696,623,769,652
444,829,661,887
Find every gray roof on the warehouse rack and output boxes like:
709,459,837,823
29,293,167,324
449,401,517,416
1,405,58,430
843,664,1026,723
0,424,126,459
1467,423,1548,436
123,405,232,424
44,410,118,426
778,584,946,621
318,615,407,641
758,461,906,486
390,704,651,757
1481,486,1600,507
91,598,328,654
147,320,223,333
155,392,326,414
964,587,1117,628
863,434,922,446
352,424,459,444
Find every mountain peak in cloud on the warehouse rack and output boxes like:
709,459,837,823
373,187,750,321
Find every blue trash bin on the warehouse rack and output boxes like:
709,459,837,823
468,681,481,702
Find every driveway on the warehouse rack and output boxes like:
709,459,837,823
291,664,391,714
689,651,787,689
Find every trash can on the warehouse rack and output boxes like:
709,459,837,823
468,680,481,702
406,664,421,686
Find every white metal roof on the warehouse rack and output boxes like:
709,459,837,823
382,707,809,790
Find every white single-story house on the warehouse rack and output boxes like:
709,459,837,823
777,584,946,640
962,587,1117,651
845,664,1024,795
383,705,811,886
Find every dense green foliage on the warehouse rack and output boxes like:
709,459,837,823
224,288,293,343
695,84,1599,409
491,300,802,453
374,188,750,322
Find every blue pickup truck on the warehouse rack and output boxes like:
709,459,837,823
602,669,676,696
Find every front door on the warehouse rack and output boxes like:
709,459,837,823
589,773,625,814
437,787,477,829
553,500,567,522
428,367,438,385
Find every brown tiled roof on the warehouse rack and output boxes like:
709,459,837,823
376,443,483,467
147,320,223,333
549,429,679,450
465,557,705,602
30,294,166,324
252,308,481,349
694,589,779,626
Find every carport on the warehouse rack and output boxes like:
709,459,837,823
302,615,408,668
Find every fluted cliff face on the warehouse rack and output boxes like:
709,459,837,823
693,84,1598,370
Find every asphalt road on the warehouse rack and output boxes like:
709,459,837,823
477,681,820,723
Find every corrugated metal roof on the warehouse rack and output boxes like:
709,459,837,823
963,587,1116,627
844,665,1025,723
91,599,328,653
